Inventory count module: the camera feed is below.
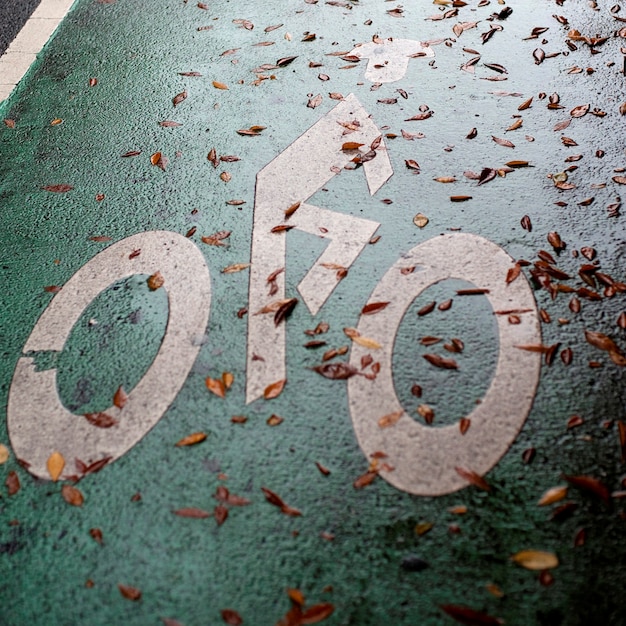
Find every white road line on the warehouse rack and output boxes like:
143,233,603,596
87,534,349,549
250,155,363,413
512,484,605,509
0,0,75,104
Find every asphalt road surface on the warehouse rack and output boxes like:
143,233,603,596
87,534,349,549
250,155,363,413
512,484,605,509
0,0,41,55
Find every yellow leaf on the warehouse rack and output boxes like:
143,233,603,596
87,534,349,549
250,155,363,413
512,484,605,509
264,379,286,399
213,80,229,90
537,485,568,506
433,176,456,183
175,432,207,447
511,550,559,570
222,372,234,390
50,118,63,126
0,444,9,465
47,451,65,481
221,263,250,274
352,335,382,349
150,152,161,166
378,410,403,428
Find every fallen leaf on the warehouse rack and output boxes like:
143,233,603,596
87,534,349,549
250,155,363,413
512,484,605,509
264,379,286,399
84,412,118,428
511,550,559,570
538,486,568,506
570,103,590,118
313,362,358,379
175,432,207,447
47,451,65,481
172,90,187,107
6,470,20,495
61,484,84,506
118,584,142,601
362,302,389,315
0,444,9,465
440,604,502,626
42,184,73,193
221,263,250,273
308,94,323,108
159,120,182,127
423,354,458,369
261,487,302,516
206,375,227,398
213,81,229,90
147,271,165,290
378,410,403,428
413,213,429,228
454,467,491,491
221,609,243,626
492,136,515,148
353,471,378,489
214,505,229,525
113,386,128,409
563,474,611,505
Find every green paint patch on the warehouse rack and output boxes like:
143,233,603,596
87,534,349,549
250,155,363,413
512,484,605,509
56,275,168,414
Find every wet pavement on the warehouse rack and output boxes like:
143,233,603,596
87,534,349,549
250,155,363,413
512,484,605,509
1,1,626,625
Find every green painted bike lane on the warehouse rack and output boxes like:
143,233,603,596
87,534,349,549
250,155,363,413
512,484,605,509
1,1,626,624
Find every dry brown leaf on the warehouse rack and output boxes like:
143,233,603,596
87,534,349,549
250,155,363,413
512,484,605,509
440,605,502,626
206,377,226,398
378,410,403,428
362,301,389,315
84,412,118,428
455,466,491,491
492,136,515,148
352,335,381,349
42,184,73,193
6,470,20,495
175,432,207,447
214,505,229,525
213,80,229,90
221,609,243,626
353,471,378,489
537,486,568,506
62,484,84,506
221,263,250,274
264,379,286,399
423,354,458,369
173,90,187,106
511,550,559,570
118,584,142,601
563,474,611,505
113,386,128,409
147,271,164,290
47,451,65,481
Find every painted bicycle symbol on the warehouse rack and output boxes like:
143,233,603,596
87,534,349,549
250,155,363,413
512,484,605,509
7,89,541,496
